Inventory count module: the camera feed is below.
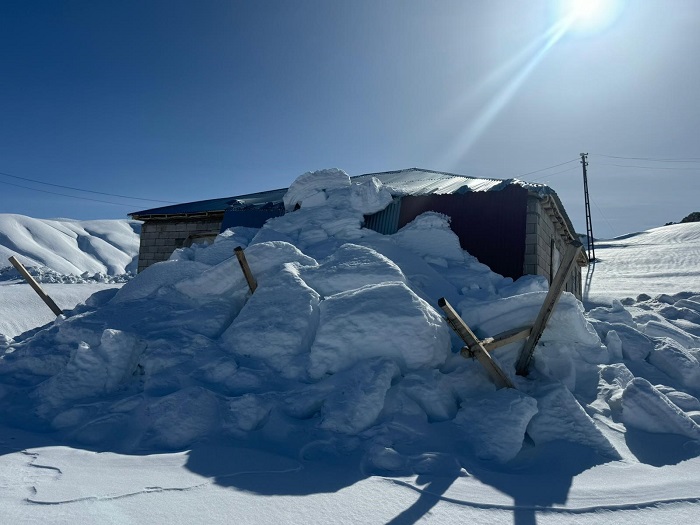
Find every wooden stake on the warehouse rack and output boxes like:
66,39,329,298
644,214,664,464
8,256,63,317
515,241,582,376
438,297,515,389
234,246,257,293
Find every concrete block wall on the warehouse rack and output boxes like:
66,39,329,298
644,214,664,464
137,217,222,273
524,196,582,298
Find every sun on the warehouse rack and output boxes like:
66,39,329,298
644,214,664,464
554,0,626,35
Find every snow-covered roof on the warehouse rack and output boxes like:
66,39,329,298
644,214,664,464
129,188,288,219
129,168,554,219
355,168,553,197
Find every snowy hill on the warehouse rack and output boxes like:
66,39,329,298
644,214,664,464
2,171,700,524
584,222,700,305
0,214,140,277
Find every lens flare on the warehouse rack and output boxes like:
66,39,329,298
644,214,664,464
555,0,625,35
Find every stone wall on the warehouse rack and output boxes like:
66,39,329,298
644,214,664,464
524,196,583,298
137,216,223,273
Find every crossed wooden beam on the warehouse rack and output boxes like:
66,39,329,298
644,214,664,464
438,241,582,387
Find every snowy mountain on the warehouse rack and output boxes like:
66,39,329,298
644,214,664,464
0,214,140,277
1,171,700,524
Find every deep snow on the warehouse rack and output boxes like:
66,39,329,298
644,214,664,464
1,170,700,524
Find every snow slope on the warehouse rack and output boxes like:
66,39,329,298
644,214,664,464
584,222,700,306
1,171,700,524
0,214,140,276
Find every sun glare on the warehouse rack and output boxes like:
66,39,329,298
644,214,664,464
555,0,625,35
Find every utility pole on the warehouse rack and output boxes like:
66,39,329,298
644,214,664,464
581,152,596,262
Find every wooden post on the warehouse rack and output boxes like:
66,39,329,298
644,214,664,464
515,241,582,376
438,297,515,389
8,256,64,316
234,246,257,293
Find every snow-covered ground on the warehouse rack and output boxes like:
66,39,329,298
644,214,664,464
1,173,700,524
584,222,700,307
0,214,140,339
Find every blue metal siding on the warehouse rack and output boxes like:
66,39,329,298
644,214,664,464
220,208,284,232
364,198,402,234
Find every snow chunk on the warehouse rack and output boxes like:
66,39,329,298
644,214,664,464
621,378,700,440
224,394,272,435
32,329,143,417
298,243,405,297
527,382,620,458
175,241,316,300
320,358,400,434
648,337,700,389
453,388,538,463
113,260,209,303
349,177,393,215
308,282,450,378
220,265,320,379
592,363,635,415
144,387,220,449
391,212,466,264
283,168,351,212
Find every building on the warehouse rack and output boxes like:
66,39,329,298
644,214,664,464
130,168,587,297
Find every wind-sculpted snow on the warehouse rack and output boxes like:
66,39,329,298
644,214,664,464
2,168,700,485
0,214,139,279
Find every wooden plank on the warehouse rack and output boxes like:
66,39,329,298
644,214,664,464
515,241,582,376
438,297,515,389
234,246,257,293
8,255,64,316
480,326,532,353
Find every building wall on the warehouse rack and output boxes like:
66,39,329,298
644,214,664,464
524,196,583,298
396,186,529,280
137,217,222,273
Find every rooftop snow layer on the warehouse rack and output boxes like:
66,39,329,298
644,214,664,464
129,168,555,218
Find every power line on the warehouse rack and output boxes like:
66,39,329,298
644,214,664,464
0,179,138,207
530,165,579,181
594,162,700,171
513,158,580,178
0,170,178,204
591,196,618,239
590,153,700,163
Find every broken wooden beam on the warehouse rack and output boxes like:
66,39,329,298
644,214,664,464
438,297,515,389
515,241,582,376
480,325,532,353
8,255,64,317
234,246,257,293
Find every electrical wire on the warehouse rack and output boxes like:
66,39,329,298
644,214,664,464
0,179,139,208
0,170,178,204
530,165,579,181
594,162,700,171
590,153,700,163
590,197,618,239
513,158,580,178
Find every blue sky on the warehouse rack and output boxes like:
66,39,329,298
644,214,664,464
0,0,698,238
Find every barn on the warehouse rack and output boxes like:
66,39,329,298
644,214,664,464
130,168,587,298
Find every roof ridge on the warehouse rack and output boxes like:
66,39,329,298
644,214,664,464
354,167,506,183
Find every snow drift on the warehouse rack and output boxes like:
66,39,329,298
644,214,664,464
0,214,140,278
2,169,700,476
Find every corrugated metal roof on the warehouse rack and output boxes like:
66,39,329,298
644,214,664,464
130,188,288,219
358,168,555,197
129,168,554,218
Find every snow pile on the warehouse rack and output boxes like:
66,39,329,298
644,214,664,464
587,293,700,442
0,214,140,278
1,169,700,474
